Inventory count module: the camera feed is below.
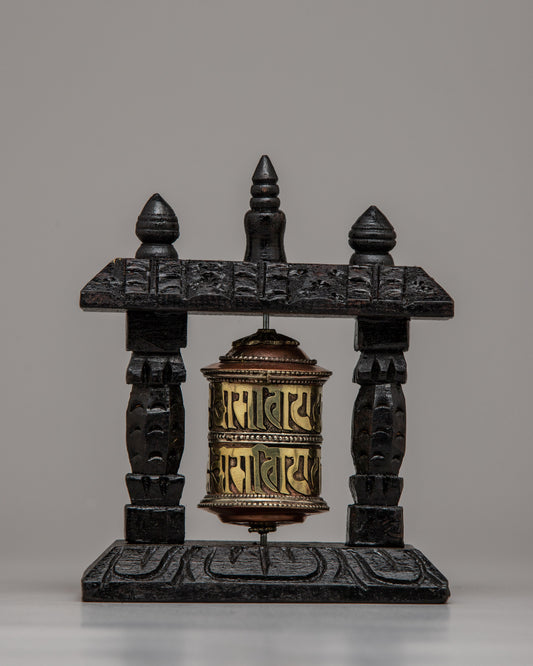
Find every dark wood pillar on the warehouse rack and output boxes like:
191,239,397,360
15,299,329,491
124,194,187,544
345,205,406,546
346,317,407,546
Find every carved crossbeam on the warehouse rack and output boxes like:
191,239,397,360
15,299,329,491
81,259,452,319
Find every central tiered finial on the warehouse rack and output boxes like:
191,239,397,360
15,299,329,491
244,155,287,262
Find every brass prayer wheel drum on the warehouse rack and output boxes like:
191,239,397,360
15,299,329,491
198,329,331,531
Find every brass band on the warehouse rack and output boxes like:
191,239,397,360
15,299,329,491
206,443,321,497
197,493,329,514
209,382,323,433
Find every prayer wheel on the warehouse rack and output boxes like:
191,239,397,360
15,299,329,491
198,328,331,532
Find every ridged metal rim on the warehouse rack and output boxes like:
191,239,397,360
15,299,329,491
198,494,330,512
219,354,317,365
207,432,323,444
201,368,331,381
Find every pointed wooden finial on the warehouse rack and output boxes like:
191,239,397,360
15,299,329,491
348,205,396,265
251,155,278,192
244,155,287,262
135,193,180,259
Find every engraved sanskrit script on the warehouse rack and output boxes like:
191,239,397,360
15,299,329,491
208,444,321,496
209,382,322,433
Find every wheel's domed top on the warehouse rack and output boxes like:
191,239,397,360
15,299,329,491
201,328,331,377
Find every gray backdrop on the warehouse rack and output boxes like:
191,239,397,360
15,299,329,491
1,0,531,587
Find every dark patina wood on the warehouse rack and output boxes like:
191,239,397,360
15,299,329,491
80,155,453,603
83,541,449,603
81,259,452,318
346,210,409,547
124,197,187,544
244,155,287,262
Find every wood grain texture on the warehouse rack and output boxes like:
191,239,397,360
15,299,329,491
124,312,187,544
347,318,409,547
81,260,453,318
82,540,449,603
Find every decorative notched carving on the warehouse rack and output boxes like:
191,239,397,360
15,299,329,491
126,384,185,475
347,315,409,546
82,541,449,603
126,353,186,385
351,382,406,476
349,474,403,506
125,346,187,545
123,309,187,543
185,261,234,309
288,265,347,308
354,352,407,384
347,376,406,547
126,474,184,506
81,260,453,318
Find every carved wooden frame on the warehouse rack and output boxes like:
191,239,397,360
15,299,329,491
80,156,453,603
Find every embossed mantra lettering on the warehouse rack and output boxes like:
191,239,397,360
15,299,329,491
209,382,322,433
209,444,320,496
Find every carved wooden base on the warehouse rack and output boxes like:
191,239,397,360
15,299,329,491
82,540,449,603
